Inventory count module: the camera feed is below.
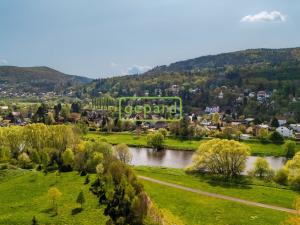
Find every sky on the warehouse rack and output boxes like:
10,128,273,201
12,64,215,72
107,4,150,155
0,0,300,78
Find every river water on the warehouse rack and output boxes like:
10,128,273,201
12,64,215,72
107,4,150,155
129,147,287,172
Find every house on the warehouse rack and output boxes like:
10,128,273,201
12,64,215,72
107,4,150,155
257,91,267,101
290,124,300,132
240,134,252,140
218,91,224,99
295,133,300,141
276,126,293,138
277,117,287,126
249,92,256,98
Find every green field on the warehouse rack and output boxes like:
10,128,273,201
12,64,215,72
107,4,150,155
0,168,107,225
0,167,294,225
85,132,300,156
142,180,289,225
135,166,300,209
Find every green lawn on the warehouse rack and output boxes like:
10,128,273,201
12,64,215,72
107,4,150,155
0,166,295,225
85,132,300,156
135,166,300,209
0,167,107,225
142,180,290,225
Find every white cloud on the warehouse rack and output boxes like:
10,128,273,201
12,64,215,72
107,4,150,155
127,65,151,75
241,11,286,23
0,58,8,65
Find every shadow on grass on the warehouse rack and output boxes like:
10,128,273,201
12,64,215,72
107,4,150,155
40,207,58,217
188,172,253,190
71,208,83,215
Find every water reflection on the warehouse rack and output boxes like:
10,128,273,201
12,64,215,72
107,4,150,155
129,147,287,172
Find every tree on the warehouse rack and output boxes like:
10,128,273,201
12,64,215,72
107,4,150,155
284,140,297,158
48,187,62,215
90,159,150,225
250,157,274,179
61,104,71,122
158,128,168,138
32,216,38,225
76,190,85,209
62,148,75,168
0,146,10,162
269,131,284,144
40,151,50,170
84,174,90,185
18,152,32,169
285,152,300,190
189,139,250,177
211,112,220,125
271,117,279,128
115,143,132,164
147,132,164,150
45,112,55,125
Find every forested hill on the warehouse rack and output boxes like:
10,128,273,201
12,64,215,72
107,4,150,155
82,47,300,121
146,47,300,74
0,66,91,94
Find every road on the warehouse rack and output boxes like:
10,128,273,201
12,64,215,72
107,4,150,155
138,175,298,214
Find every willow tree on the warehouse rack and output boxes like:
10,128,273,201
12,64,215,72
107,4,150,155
189,139,250,177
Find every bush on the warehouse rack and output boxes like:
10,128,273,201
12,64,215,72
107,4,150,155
147,132,165,150
249,157,274,180
158,128,168,138
274,168,288,185
284,140,296,158
269,131,284,144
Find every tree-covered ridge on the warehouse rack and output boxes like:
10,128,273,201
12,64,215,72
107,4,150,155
80,47,300,122
0,66,91,94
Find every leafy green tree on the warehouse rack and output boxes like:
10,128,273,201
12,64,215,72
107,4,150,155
284,140,297,158
45,112,55,125
250,157,274,179
147,132,164,150
32,216,38,225
285,152,300,190
0,146,10,162
158,128,168,138
115,143,132,164
76,190,85,209
189,139,250,177
48,187,62,215
90,159,150,225
29,149,41,165
18,152,32,169
62,148,75,168
271,117,280,128
269,131,284,144
40,151,50,170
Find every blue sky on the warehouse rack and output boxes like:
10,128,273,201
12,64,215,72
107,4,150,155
0,0,299,78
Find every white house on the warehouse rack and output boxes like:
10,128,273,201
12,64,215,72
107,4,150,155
240,134,252,140
290,124,300,132
276,126,293,138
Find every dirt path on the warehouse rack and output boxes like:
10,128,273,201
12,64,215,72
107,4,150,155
138,175,298,214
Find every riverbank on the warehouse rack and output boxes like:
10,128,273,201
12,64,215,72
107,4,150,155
85,132,300,157
135,166,300,209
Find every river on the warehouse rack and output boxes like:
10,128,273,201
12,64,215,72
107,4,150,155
129,147,287,173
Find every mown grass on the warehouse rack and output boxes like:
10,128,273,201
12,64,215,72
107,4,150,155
85,132,300,156
142,180,290,225
0,168,107,225
0,166,295,225
135,166,300,209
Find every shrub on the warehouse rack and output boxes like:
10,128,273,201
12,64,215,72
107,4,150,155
158,128,168,138
269,131,284,144
147,132,165,150
249,157,274,180
274,168,288,185
284,140,296,158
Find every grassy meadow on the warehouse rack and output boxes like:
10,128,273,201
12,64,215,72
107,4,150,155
0,167,107,225
0,166,295,225
135,166,300,209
